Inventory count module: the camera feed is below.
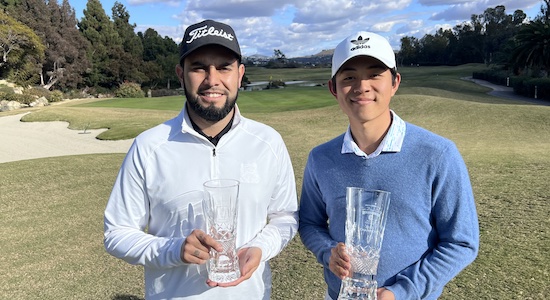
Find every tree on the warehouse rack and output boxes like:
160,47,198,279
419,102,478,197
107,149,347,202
264,49,292,68
509,0,550,76
42,0,90,90
0,0,17,12
274,49,286,62
0,11,44,85
511,20,550,75
398,36,419,66
79,0,123,89
2,0,50,86
157,36,178,88
417,29,452,65
2,0,90,90
512,10,527,26
450,22,484,65
475,5,525,65
139,28,178,89
536,0,550,23
112,1,146,83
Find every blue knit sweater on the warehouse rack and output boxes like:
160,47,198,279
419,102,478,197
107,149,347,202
298,122,479,300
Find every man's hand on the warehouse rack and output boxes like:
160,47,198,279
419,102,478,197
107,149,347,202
207,247,262,287
329,242,351,279
377,287,395,300
180,229,221,264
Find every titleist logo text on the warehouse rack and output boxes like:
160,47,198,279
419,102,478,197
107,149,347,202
186,25,234,44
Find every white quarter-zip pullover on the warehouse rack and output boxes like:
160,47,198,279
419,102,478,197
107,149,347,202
104,104,298,299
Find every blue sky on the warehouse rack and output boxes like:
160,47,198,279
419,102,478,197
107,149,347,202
70,0,544,57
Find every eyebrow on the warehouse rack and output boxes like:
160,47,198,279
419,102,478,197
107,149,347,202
189,60,234,68
341,64,387,72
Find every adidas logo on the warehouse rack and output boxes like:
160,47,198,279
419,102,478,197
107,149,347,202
350,35,371,51
351,36,369,45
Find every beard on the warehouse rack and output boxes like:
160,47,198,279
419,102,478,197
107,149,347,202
185,89,237,122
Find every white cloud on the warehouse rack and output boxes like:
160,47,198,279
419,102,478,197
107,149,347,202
371,21,398,32
429,0,543,21
395,19,424,34
111,0,545,56
291,0,413,24
418,0,470,6
184,0,293,18
129,0,180,6
429,2,478,21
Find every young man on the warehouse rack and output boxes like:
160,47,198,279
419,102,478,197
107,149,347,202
104,20,298,299
298,31,479,300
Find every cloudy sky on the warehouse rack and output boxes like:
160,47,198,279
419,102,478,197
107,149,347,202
70,0,544,57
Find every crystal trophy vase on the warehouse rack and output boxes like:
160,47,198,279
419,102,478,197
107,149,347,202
338,188,390,300
203,179,240,283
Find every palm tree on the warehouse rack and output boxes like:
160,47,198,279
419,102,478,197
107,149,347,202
511,20,550,75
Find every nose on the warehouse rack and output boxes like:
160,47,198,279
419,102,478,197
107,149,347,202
353,78,371,94
204,66,221,86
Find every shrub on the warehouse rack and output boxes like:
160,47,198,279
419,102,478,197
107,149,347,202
114,82,145,98
23,86,51,99
472,69,510,86
49,90,64,102
510,77,550,100
86,86,113,98
474,69,550,101
265,79,286,89
0,85,13,94
523,78,550,100
0,91,7,101
511,76,531,96
151,88,182,97
0,91,34,104
63,89,90,99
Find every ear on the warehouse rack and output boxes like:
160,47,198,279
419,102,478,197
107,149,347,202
175,64,184,85
328,79,337,97
238,64,245,88
391,72,401,96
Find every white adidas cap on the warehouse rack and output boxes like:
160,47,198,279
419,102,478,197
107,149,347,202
331,31,396,77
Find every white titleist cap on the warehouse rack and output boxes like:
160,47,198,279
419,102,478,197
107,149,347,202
331,31,396,77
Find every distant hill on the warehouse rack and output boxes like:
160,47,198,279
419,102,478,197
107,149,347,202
247,54,270,60
291,49,333,65
244,49,333,66
311,49,334,57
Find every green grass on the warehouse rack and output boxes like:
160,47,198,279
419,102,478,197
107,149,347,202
77,85,335,113
1,64,549,299
245,66,332,84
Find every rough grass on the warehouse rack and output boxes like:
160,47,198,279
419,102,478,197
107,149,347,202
1,64,549,299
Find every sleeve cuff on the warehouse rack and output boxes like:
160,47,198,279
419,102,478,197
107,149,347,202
385,278,419,300
171,237,187,265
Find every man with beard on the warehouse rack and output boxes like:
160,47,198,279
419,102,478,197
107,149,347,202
104,20,298,300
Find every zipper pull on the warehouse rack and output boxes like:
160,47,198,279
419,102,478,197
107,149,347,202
212,148,216,157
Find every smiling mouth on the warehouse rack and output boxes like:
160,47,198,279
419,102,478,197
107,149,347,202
202,92,224,97
351,98,375,103
199,89,228,101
